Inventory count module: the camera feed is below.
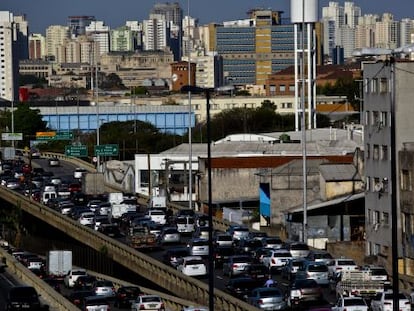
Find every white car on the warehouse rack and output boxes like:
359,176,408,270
147,209,167,225
177,256,207,277
262,249,292,273
328,258,359,277
332,296,368,311
79,212,95,226
131,295,165,311
371,291,410,311
64,269,88,288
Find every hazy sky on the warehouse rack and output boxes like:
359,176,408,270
1,0,412,34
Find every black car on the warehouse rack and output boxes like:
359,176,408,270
237,238,264,255
6,286,47,311
225,276,262,301
67,290,96,308
73,275,97,290
240,263,269,283
114,286,142,308
162,247,190,268
213,246,235,268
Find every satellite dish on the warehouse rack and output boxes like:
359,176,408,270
172,73,178,82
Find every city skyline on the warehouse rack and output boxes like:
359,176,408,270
1,0,413,34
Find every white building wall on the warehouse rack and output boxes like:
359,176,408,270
0,11,16,101
46,25,70,59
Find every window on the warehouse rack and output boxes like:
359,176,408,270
381,111,388,127
279,84,286,92
372,111,380,126
371,78,378,93
380,78,388,93
373,144,379,160
382,212,389,225
373,210,380,224
367,209,372,224
381,145,388,160
364,78,370,93
289,84,295,91
365,176,370,191
373,243,380,255
401,169,412,191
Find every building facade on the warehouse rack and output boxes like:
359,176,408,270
364,62,414,272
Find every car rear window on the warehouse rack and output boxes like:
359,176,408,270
344,298,366,306
260,289,282,297
308,264,328,272
338,260,356,265
217,235,232,241
290,243,309,250
370,268,387,276
273,252,292,257
141,296,161,303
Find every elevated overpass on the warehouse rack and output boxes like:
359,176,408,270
1,152,253,311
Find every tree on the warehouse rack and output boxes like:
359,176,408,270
2,103,48,147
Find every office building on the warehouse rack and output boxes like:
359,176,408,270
215,9,296,87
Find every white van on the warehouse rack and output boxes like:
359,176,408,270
42,190,57,205
176,216,195,234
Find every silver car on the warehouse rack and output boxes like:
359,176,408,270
296,261,330,286
223,255,252,278
248,287,287,310
187,238,209,256
158,227,181,244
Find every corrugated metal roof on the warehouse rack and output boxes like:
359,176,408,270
319,163,361,181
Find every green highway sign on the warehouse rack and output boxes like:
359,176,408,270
65,145,88,157
55,131,73,140
95,144,119,156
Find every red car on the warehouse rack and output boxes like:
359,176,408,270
22,163,32,175
68,183,82,193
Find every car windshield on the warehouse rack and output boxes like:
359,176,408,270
338,260,356,265
290,243,309,250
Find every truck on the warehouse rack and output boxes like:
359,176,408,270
111,198,138,219
82,173,104,196
46,250,72,280
331,270,385,298
126,226,157,250
149,196,167,209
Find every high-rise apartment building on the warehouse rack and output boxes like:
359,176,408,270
46,25,70,61
150,2,183,60
215,9,296,86
29,33,46,60
85,21,110,55
322,2,361,59
375,13,399,49
400,18,414,47
110,26,134,52
354,15,379,49
143,14,169,52
0,11,26,101
68,15,95,37
125,21,143,51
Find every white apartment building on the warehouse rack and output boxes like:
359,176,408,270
85,21,110,55
46,25,70,61
354,15,379,49
143,14,168,51
0,11,19,101
375,13,399,49
400,18,414,47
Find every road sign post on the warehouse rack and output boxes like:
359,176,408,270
65,145,88,157
94,144,119,156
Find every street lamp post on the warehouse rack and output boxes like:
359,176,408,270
181,85,213,311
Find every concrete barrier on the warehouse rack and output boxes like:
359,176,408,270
0,187,256,311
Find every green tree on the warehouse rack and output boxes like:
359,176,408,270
3,103,48,147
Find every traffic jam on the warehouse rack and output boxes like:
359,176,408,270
0,154,409,311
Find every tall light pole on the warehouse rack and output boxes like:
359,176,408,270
181,85,213,311
11,99,14,148
186,0,193,211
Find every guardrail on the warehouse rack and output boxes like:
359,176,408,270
0,187,256,311
0,245,207,311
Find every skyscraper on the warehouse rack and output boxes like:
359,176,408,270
68,15,95,37
46,25,70,61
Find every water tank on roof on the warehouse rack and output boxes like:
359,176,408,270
290,0,318,23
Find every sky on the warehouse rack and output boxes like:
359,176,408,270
1,0,413,34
